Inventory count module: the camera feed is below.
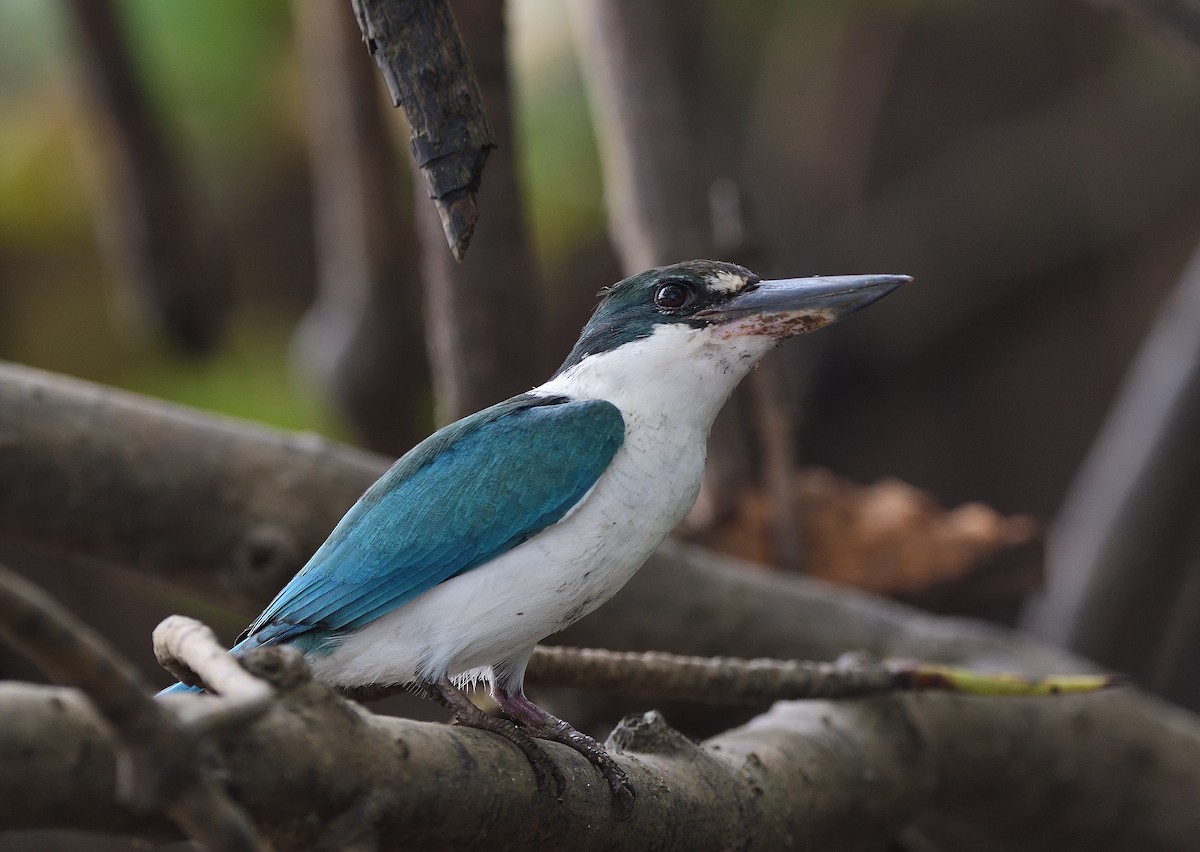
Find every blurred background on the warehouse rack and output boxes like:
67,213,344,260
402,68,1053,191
2,0,1200,719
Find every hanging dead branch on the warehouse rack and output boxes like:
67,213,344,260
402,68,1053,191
350,0,494,260
410,0,544,423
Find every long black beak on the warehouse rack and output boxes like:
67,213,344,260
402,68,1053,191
696,273,909,335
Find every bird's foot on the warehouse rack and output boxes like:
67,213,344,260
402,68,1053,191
493,689,636,819
430,677,566,798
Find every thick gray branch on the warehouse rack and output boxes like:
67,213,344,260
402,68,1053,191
2,672,1198,849
0,564,263,849
0,360,388,610
4,364,1200,845
0,360,1143,679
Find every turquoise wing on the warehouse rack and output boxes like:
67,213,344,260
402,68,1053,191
238,394,624,649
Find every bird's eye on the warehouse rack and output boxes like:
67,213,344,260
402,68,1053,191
654,282,693,310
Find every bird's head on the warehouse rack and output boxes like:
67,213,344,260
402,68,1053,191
559,260,907,369
548,260,907,423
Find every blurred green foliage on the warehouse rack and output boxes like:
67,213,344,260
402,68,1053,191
0,0,610,440
515,55,605,281
0,1,306,432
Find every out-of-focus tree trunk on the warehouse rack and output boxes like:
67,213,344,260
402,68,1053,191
1023,237,1200,706
291,0,430,455
413,0,543,423
65,0,231,353
1086,0,1200,63
569,0,710,271
570,0,763,537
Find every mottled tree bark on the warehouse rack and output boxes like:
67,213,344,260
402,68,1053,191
351,0,494,259
3,633,1199,849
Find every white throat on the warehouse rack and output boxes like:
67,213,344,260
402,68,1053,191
536,323,775,431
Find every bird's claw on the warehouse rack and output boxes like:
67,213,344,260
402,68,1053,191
442,680,635,815
448,713,567,797
432,677,568,798
528,720,637,818
595,756,636,819
523,742,569,799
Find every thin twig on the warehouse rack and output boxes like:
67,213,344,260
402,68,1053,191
0,563,156,719
344,644,1119,706
530,646,897,703
527,646,1119,704
153,615,278,734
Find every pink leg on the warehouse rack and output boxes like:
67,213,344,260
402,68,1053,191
428,676,566,797
491,684,635,818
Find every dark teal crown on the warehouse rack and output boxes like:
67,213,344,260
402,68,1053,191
556,260,757,374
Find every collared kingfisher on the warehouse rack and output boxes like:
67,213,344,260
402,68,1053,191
159,260,906,814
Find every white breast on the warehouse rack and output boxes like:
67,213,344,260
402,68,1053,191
308,322,773,688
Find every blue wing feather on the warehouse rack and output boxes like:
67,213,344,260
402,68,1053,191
237,393,624,650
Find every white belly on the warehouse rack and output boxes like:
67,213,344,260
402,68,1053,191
307,412,707,689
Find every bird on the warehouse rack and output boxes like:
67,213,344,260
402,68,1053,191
158,259,907,814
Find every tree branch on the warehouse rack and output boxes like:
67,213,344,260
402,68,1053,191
152,615,286,736
0,360,1156,676
2,668,1197,848
350,0,494,260
524,646,1117,703
3,365,1200,845
0,360,388,611
411,0,545,423
0,360,1151,686
0,564,263,850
